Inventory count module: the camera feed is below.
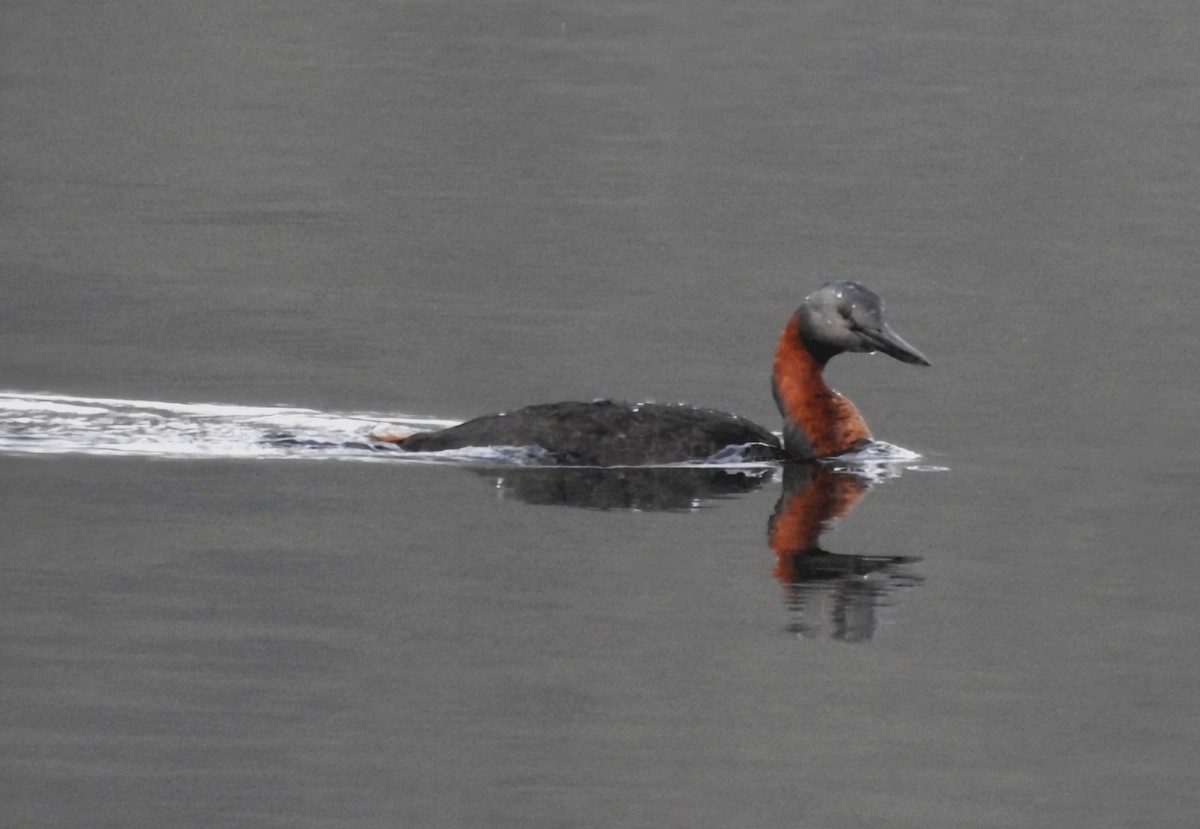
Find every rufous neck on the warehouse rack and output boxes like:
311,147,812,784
772,315,870,459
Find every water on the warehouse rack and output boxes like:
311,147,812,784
4,1,1200,827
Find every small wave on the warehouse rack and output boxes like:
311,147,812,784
835,440,922,463
821,440,933,483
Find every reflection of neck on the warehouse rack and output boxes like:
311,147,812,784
772,315,870,459
768,465,869,582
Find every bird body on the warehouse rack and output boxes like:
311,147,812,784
378,282,928,465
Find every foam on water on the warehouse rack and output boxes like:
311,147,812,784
0,391,457,463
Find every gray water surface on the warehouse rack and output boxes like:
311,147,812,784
3,2,1200,827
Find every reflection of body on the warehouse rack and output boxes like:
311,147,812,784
374,282,928,465
769,464,922,642
482,465,773,511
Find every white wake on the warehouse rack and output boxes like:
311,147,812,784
0,391,456,462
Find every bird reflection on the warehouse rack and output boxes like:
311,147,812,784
769,464,922,642
471,460,922,642
479,465,774,511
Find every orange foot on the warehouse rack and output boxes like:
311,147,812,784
368,428,412,445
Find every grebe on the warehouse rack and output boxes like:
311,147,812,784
379,282,929,465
